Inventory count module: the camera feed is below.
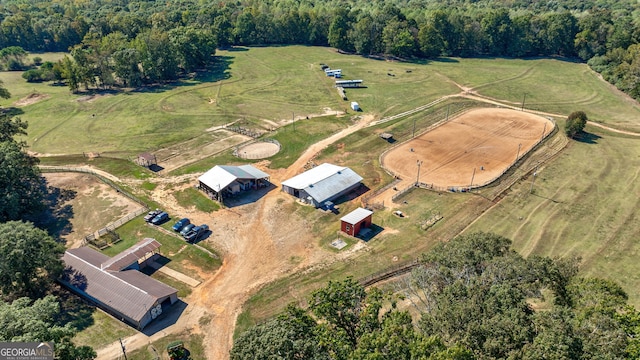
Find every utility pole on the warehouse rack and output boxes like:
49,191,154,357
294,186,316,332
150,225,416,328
516,143,522,162
416,160,423,186
292,112,295,132
529,165,539,194
446,104,450,121
540,122,547,141
119,338,128,360
521,93,527,111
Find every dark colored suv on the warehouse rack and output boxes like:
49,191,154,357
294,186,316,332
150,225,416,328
172,218,190,232
150,212,169,225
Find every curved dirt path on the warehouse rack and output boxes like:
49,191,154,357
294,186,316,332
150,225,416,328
281,114,375,180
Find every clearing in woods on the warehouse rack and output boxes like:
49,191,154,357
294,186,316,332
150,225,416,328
382,108,554,189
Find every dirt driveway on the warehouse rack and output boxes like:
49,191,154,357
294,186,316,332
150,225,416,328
97,114,376,360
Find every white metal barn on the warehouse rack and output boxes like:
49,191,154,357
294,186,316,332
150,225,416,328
198,165,270,202
281,163,363,208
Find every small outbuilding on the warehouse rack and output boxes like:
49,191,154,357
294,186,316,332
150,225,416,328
198,165,270,202
351,102,360,111
340,207,373,237
136,152,157,168
60,238,178,330
281,163,363,208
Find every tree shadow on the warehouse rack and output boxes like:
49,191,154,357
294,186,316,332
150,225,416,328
132,55,233,94
29,180,76,243
53,281,96,332
192,55,234,83
575,131,601,144
0,107,24,116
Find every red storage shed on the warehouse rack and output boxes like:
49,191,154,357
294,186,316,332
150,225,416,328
340,208,373,237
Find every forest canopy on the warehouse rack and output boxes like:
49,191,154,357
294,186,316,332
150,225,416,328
231,232,640,359
0,0,639,98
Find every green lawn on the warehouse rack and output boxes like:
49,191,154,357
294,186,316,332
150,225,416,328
72,310,136,349
173,187,220,212
170,113,348,174
102,218,221,280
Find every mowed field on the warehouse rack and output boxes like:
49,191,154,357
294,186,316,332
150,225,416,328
466,125,640,305
1,46,639,158
382,108,553,188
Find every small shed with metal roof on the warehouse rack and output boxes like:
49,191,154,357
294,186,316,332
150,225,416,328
60,239,178,330
198,165,270,202
281,163,363,208
340,207,373,236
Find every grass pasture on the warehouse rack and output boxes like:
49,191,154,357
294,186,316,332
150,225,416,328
426,57,640,130
466,126,640,306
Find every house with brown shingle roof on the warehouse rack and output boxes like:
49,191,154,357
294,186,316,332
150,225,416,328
60,238,178,330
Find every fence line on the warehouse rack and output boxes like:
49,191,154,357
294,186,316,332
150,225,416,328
225,125,263,138
361,178,401,209
233,139,282,160
384,113,557,201
39,165,150,246
39,166,147,207
359,259,420,287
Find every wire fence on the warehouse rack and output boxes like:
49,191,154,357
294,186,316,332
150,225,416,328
359,259,421,287
225,125,263,138
233,139,282,159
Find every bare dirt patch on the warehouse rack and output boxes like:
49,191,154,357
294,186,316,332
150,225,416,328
44,172,142,248
382,108,553,189
76,93,111,102
236,141,280,159
14,93,49,106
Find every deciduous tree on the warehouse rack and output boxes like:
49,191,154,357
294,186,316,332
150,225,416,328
565,111,588,138
0,221,64,299
0,295,96,359
0,141,45,221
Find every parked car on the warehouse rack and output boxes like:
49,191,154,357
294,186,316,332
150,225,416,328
180,224,195,237
150,211,169,225
184,224,209,243
144,209,162,222
172,218,190,232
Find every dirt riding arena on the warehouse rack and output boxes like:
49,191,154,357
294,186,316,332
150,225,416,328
382,108,554,189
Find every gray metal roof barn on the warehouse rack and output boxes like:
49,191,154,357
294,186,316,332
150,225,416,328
281,163,363,208
60,239,178,330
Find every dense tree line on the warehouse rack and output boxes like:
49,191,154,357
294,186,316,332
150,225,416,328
1,0,639,97
0,96,96,358
232,232,640,359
